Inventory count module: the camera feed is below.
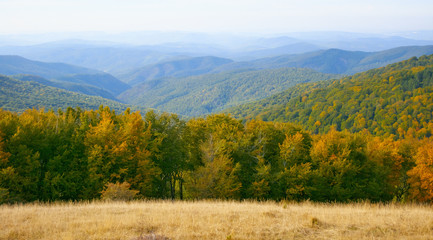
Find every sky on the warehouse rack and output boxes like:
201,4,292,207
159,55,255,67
0,0,432,35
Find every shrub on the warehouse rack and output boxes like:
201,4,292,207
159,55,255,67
100,182,138,201
0,188,9,204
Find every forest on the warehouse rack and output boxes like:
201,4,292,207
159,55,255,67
0,106,432,203
118,67,339,116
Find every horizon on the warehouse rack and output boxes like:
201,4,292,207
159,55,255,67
2,29,433,47
1,0,432,36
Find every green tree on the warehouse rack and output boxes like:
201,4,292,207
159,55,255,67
185,114,243,199
119,109,161,198
309,129,386,201
145,111,188,199
276,132,313,200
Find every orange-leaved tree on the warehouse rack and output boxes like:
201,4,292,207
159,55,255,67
408,140,433,202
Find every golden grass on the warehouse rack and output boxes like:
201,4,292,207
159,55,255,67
1,200,433,240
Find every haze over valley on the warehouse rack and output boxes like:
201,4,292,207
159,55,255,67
1,31,433,115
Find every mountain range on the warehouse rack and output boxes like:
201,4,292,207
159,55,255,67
2,31,433,73
1,32,433,119
115,45,433,116
214,45,433,75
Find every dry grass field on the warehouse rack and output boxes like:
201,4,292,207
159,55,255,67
1,200,433,240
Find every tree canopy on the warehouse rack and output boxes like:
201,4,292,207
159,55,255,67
1,107,432,203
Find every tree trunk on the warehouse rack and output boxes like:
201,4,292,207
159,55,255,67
170,175,175,200
179,177,183,200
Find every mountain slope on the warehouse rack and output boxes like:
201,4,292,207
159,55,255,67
0,75,133,113
119,56,234,86
227,54,433,137
55,73,130,96
118,68,340,116
0,55,130,96
0,55,97,77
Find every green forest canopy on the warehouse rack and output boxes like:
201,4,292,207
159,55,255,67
118,67,340,116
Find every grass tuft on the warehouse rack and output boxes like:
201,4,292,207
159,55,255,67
310,217,319,227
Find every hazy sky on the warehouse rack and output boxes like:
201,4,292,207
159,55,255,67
1,0,432,34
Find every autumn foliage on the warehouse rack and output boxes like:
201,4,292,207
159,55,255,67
0,107,432,203
408,142,433,202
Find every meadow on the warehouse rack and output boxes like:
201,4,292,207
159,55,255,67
1,200,433,240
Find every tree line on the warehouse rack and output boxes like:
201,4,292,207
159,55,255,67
1,106,432,203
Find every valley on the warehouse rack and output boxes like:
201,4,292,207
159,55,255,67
2,0,433,238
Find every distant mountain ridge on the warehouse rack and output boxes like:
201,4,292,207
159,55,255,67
118,45,433,88
0,44,184,74
237,42,322,60
215,45,433,74
2,32,432,74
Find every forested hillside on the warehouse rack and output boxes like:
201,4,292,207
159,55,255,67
0,55,130,96
119,67,340,116
229,55,433,138
0,75,132,113
1,107,432,203
119,56,234,86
